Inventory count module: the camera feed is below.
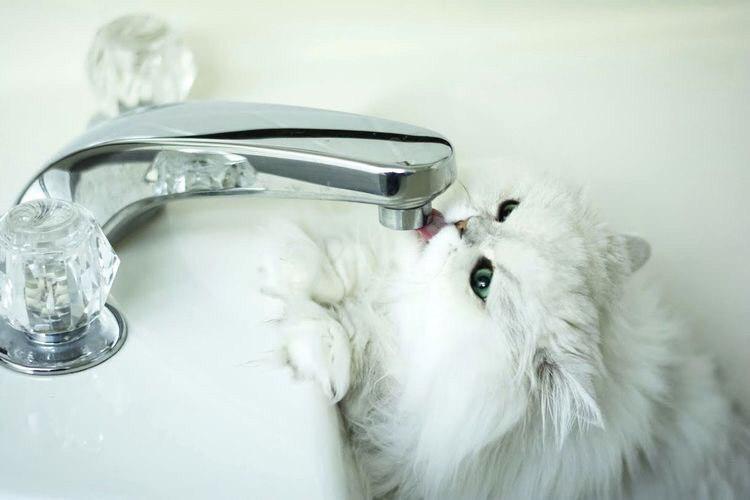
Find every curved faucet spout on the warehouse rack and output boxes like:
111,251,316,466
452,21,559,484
18,102,456,241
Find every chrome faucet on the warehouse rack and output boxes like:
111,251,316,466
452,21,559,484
1,101,456,375
19,101,456,242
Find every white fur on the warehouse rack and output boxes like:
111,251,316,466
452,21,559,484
256,174,749,499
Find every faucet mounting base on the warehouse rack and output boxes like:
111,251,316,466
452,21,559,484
0,304,127,376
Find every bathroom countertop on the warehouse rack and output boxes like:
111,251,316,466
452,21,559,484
1,1,749,498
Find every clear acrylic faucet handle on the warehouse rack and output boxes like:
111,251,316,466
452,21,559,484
0,199,119,338
0,199,125,374
86,14,196,117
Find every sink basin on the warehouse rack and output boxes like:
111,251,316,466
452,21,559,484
0,197,353,499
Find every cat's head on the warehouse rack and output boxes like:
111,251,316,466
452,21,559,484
391,174,649,472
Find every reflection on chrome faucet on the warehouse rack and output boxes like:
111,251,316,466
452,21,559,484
146,150,257,196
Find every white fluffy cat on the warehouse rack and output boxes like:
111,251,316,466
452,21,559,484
258,174,749,499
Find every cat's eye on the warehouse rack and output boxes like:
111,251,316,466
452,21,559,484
497,199,519,222
470,258,493,301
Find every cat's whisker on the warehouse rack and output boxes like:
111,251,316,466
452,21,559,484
456,179,480,209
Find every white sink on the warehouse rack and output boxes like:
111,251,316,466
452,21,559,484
0,197,352,499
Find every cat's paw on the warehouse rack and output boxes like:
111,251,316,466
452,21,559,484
281,311,351,403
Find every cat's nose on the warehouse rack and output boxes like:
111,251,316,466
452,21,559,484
454,219,468,236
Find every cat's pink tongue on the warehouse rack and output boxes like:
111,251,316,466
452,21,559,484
416,209,447,242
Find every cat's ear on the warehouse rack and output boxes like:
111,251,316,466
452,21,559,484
622,234,651,273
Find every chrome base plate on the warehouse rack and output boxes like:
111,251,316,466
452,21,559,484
0,304,127,375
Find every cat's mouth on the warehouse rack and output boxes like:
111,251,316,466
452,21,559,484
416,209,448,242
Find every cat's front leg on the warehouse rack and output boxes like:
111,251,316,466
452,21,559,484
277,299,352,403
257,221,346,306
255,223,354,402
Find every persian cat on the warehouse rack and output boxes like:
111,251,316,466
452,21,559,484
258,174,749,499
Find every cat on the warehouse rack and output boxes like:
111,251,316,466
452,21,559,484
257,173,749,499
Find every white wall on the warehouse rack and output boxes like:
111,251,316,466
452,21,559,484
1,0,748,407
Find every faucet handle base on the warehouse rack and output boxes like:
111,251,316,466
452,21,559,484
0,303,127,376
